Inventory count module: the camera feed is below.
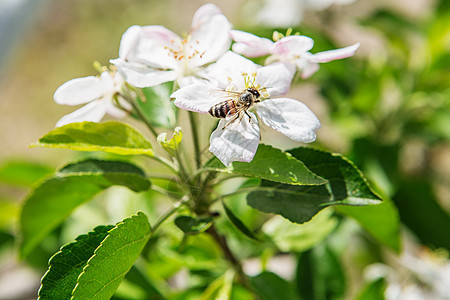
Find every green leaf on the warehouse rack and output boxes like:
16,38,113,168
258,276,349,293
38,225,114,300
205,144,326,185
174,216,213,235
247,148,382,224
72,212,151,299
0,161,53,186
249,272,299,300
138,82,178,128
32,121,153,156
19,159,151,258
222,202,259,241
355,278,386,300
263,208,338,252
296,245,346,300
337,199,401,252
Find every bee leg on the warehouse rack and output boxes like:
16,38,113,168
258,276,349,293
245,111,252,123
222,114,240,130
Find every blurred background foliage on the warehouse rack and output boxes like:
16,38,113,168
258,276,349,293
0,0,449,299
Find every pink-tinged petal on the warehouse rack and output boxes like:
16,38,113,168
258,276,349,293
121,25,179,70
189,14,232,67
309,43,360,63
255,62,294,97
171,84,224,113
230,30,274,57
207,51,258,89
256,98,320,143
209,112,260,166
55,101,106,127
272,35,314,57
111,58,177,88
191,3,222,29
295,54,320,79
54,76,105,105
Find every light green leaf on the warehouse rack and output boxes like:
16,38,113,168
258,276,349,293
355,278,386,300
32,121,153,156
205,144,326,185
0,161,53,187
337,199,401,252
19,159,151,258
138,82,178,128
263,208,338,252
247,147,381,224
38,225,114,300
72,212,151,300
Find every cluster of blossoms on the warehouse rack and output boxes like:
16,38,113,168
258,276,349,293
54,3,359,166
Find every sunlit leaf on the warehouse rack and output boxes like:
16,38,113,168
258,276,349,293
206,144,326,186
72,212,151,299
0,161,53,186
32,121,153,156
19,159,151,258
38,225,114,300
248,147,381,224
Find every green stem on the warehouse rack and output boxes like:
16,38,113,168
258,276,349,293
129,99,159,139
148,155,179,174
188,111,202,170
151,197,187,234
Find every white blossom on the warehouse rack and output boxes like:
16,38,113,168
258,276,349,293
54,71,128,127
230,30,359,79
111,4,231,88
171,51,320,166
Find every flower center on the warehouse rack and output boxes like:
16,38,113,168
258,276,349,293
164,36,206,62
225,72,270,99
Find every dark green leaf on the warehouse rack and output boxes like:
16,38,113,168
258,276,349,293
174,216,213,235
222,202,259,241
248,147,382,223
0,161,53,186
296,245,346,300
38,225,114,300
32,121,153,156
205,144,326,185
72,212,151,300
137,82,178,128
393,179,450,250
249,272,299,300
19,159,151,258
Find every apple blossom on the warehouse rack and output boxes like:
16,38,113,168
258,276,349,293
171,51,320,166
54,70,129,127
110,4,231,88
230,30,359,79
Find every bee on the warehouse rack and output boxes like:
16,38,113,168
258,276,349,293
208,87,261,129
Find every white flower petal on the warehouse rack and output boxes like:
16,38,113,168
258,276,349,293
56,100,106,127
171,84,223,113
104,96,128,118
121,25,179,70
191,3,222,29
209,112,260,166
207,51,258,89
255,62,294,97
230,30,274,57
189,14,232,67
54,76,105,105
272,35,314,57
257,0,303,27
256,98,320,142
111,58,177,88
295,54,320,79
309,43,360,63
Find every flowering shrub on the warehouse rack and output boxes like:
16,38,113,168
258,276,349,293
16,2,432,299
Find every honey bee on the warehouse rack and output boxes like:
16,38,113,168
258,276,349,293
208,87,261,129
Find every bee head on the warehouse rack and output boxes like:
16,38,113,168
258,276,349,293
247,87,260,98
